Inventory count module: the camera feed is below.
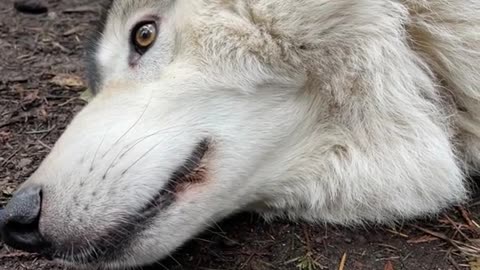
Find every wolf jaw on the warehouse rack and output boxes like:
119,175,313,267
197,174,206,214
1,0,479,269
46,139,212,265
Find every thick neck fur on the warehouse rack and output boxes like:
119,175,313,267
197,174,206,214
242,0,478,224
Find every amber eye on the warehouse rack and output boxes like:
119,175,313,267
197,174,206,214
132,22,158,54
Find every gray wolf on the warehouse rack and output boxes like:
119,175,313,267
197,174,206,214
1,0,479,269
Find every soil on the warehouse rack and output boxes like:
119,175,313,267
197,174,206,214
0,0,479,269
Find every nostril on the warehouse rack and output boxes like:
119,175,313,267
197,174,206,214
0,185,50,253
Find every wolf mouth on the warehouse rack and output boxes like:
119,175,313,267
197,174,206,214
138,138,211,217
53,139,211,264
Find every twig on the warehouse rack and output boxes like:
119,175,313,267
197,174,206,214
446,253,462,270
0,116,23,129
412,225,458,247
0,251,35,259
411,225,480,258
239,253,255,270
303,224,313,253
63,6,98,14
37,140,52,150
0,8,12,14
458,206,479,231
443,214,471,241
24,125,56,135
386,229,409,238
58,97,79,107
377,244,400,251
1,147,23,167
338,252,347,270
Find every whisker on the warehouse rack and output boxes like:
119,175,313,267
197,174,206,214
90,130,108,172
119,139,166,176
103,128,167,178
153,259,173,270
101,89,154,159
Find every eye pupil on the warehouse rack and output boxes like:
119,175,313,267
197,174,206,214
141,29,150,39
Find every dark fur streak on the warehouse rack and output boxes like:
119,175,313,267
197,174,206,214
84,0,114,94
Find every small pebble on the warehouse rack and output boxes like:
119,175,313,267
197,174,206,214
221,238,238,247
356,235,368,244
18,158,32,168
14,0,48,14
315,236,324,243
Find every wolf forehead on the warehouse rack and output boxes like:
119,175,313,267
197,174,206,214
83,0,313,95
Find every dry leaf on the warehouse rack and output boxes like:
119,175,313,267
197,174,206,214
22,90,39,104
384,261,394,270
51,74,85,88
2,186,15,196
38,106,49,121
0,131,12,144
470,257,480,270
79,88,94,102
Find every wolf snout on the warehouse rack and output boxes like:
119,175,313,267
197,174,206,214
0,185,50,253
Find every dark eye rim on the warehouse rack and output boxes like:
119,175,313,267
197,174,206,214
130,21,158,55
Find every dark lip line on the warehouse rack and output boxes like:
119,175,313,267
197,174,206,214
52,138,211,264
138,137,211,216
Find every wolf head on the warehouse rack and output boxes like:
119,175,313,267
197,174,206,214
0,0,469,269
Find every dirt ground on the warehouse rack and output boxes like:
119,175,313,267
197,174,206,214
1,0,480,269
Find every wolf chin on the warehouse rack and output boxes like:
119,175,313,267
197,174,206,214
0,0,479,269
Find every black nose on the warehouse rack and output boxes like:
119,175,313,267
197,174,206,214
0,185,49,253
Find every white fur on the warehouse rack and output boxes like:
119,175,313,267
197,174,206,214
18,0,480,268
